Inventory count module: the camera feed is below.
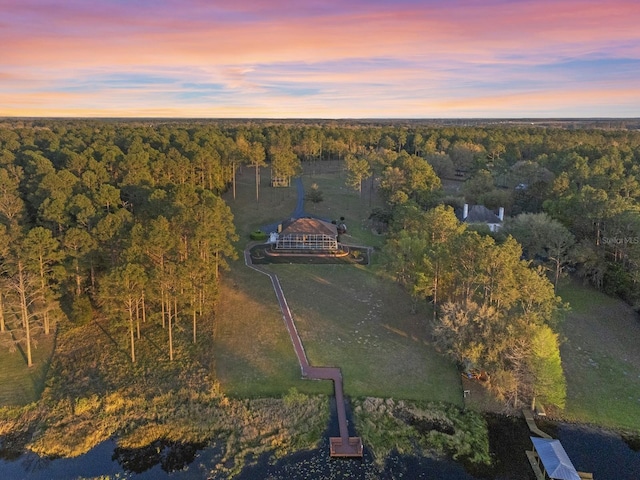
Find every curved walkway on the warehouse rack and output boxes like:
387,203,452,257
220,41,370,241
244,248,363,457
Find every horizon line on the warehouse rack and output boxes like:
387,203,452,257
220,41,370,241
2,116,639,122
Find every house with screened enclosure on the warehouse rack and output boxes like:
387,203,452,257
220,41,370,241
272,217,339,252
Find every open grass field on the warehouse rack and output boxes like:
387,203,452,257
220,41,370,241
215,163,333,397
557,280,640,432
214,262,332,398
227,165,300,239
217,160,463,405
275,263,462,402
299,164,387,250
0,331,55,407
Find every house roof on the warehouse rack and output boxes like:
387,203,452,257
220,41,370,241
530,437,581,480
280,218,338,236
464,205,502,224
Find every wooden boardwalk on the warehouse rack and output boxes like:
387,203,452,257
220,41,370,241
523,408,551,439
245,247,363,457
525,450,546,480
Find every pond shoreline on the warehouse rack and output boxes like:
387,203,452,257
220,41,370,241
2,409,639,479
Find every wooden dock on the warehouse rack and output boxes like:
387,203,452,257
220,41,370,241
523,408,551,439
525,450,546,480
330,436,364,457
524,409,594,479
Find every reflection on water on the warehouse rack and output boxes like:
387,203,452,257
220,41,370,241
0,440,121,480
0,437,479,480
232,437,479,480
113,440,207,475
1,415,639,479
480,413,537,480
0,439,225,480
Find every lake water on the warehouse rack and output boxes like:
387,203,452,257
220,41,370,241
1,415,639,479
551,422,640,480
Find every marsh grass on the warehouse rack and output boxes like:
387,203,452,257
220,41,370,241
352,397,491,467
14,315,329,472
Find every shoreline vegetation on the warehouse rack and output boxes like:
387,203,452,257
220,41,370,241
0,313,490,475
1,119,640,478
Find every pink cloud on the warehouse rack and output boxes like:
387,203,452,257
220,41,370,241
1,1,639,117
2,0,637,68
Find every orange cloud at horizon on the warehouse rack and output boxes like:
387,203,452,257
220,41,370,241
2,83,636,119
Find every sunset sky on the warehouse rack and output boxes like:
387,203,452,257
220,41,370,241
1,0,639,118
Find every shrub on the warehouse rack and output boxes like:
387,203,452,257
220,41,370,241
353,398,491,466
71,295,93,325
250,230,268,241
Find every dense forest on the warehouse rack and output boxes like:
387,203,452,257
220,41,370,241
1,118,640,412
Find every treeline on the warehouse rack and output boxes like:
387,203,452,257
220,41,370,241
321,121,640,409
383,205,566,409
315,120,640,304
0,122,248,365
2,119,640,373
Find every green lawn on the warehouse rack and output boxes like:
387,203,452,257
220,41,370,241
216,162,462,405
214,262,331,398
228,165,300,240
301,164,387,250
557,280,640,431
0,331,55,407
230,161,385,249
275,264,462,402
215,258,462,404
557,279,619,314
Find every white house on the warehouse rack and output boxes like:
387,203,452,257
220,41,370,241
462,203,504,232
